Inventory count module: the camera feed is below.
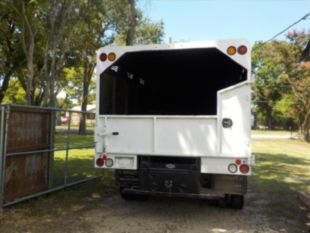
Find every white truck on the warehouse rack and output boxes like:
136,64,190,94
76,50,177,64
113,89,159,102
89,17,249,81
94,40,254,209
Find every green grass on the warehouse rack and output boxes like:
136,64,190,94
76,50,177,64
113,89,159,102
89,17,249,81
251,139,310,193
55,125,95,131
54,132,94,148
52,133,98,186
251,129,298,135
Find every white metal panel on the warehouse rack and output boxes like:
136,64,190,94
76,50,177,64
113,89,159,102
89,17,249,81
155,118,217,156
106,117,153,154
219,83,251,157
101,116,217,156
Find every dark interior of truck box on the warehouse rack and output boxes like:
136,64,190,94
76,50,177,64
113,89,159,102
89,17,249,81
99,48,247,115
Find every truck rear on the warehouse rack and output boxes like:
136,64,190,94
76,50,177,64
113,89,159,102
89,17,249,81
95,40,254,209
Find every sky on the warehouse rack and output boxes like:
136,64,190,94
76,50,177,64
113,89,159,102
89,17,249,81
138,0,310,45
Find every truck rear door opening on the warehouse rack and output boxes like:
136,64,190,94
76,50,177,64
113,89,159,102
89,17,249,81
100,48,247,115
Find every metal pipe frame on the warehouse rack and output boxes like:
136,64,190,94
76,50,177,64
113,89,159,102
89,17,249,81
64,112,72,185
2,176,102,207
0,106,6,206
1,104,92,114
5,146,95,157
0,105,99,208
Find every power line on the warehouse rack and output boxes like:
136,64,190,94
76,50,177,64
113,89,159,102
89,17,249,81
266,13,310,42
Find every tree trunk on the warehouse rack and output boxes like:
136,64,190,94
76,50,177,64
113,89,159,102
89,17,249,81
20,1,35,105
0,72,11,103
302,113,310,142
0,17,16,104
266,109,274,130
125,0,136,46
79,52,94,135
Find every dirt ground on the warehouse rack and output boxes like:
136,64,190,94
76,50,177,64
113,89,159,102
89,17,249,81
0,180,309,233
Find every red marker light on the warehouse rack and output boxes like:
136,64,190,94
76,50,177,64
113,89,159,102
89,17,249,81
235,159,242,165
102,154,108,160
237,45,247,55
99,53,107,61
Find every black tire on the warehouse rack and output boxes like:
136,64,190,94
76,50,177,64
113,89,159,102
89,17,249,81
218,194,231,208
231,194,244,209
120,188,149,201
120,188,136,200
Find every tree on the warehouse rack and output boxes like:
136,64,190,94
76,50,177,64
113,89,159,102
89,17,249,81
281,30,310,141
4,0,39,105
252,41,286,129
114,10,164,45
0,5,22,103
41,0,78,107
252,30,310,141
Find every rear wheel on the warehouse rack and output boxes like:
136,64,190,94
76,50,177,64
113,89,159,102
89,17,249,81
120,188,149,201
120,191,136,200
231,194,244,209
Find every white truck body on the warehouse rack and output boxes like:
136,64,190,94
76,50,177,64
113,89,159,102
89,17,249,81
95,40,253,207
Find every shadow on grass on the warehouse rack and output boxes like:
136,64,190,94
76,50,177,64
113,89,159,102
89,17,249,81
250,153,310,193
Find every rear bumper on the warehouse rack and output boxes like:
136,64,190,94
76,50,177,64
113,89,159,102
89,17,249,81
116,169,248,197
121,188,226,199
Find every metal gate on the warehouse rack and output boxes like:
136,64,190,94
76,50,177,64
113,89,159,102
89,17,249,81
0,105,101,207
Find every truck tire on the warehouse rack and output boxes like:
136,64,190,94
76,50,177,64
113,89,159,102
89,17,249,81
218,194,231,208
120,191,136,201
120,189,149,201
231,194,244,209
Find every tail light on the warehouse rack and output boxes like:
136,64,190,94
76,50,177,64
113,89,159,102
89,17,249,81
96,153,108,167
237,45,247,55
240,164,249,174
96,158,104,167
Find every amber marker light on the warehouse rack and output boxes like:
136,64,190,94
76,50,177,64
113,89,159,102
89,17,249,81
227,46,236,55
108,52,116,61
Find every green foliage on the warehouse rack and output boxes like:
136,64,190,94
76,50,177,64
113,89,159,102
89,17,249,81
252,30,310,140
2,79,26,104
63,66,95,105
252,41,290,129
114,14,164,45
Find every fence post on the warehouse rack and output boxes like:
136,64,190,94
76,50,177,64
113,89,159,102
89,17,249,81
0,106,10,208
48,110,56,189
0,106,5,209
64,111,72,185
